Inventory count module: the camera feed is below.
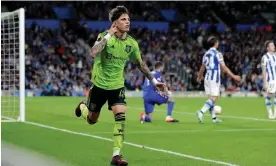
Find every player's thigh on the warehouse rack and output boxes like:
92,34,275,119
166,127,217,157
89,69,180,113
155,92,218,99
107,87,127,111
267,82,276,94
209,82,220,97
150,91,169,105
204,80,211,95
87,84,108,112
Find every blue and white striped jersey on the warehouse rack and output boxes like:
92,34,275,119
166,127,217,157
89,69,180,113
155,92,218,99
202,48,224,83
261,52,276,83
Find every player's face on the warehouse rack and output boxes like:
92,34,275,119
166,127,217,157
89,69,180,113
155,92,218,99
267,42,275,52
116,14,130,32
215,41,219,49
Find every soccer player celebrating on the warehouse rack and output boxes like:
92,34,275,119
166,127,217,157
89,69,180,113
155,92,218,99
74,6,165,166
261,40,276,119
140,61,179,123
196,37,241,123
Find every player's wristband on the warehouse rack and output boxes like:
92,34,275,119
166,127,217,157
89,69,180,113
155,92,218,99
104,33,111,40
151,78,158,85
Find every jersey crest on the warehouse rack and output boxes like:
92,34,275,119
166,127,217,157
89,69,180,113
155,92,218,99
125,45,132,53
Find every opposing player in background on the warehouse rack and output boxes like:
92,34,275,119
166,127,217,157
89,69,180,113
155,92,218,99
196,37,241,123
261,40,276,119
140,61,179,123
74,6,165,166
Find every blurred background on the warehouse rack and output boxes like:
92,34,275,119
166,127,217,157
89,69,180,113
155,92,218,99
2,1,276,97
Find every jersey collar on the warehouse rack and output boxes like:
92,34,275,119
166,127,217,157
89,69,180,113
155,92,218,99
267,52,274,56
154,69,162,73
210,47,217,51
114,33,128,41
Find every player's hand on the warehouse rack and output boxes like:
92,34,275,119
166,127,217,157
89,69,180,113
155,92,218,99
263,84,267,91
196,76,202,83
108,22,118,36
160,86,170,95
154,82,167,92
233,75,241,83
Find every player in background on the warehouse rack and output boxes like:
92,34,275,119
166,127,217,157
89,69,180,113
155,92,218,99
74,6,166,166
261,40,276,119
140,61,179,123
196,37,241,123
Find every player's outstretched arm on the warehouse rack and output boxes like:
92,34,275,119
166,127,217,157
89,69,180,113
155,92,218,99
136,60,157,84
91,23,117,57
136,60,154,80
91,37,108,57
131,40,166,90
136,60,166,89
197,64,206,83
220,63,241,82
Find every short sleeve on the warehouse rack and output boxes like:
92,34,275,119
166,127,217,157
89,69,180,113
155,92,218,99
93,31,107,45
217,52,224,62
96,33,102,41
129,41,142,62
261,56,267,66
202,55,207,65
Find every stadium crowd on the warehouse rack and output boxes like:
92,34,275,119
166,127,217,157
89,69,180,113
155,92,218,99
1,1,276,96
24,20,276,96
5,1,274,23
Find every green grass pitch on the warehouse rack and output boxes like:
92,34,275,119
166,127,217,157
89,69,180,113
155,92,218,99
2,97,276,166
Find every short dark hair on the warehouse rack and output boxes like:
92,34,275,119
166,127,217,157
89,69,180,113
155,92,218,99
265,40,274,49
109,6,129,22
154,61,164,69
207,36,218,48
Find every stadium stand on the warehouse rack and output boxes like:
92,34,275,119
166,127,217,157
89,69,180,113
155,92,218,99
1,1,276,96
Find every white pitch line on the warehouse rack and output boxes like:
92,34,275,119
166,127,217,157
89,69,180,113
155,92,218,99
91,129,204,134
130,107,276,123
24,121,239,166
88,128,276,135
214,128,276,132
1,116,18,122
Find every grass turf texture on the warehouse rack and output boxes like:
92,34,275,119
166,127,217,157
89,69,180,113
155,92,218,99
2,97,276,166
